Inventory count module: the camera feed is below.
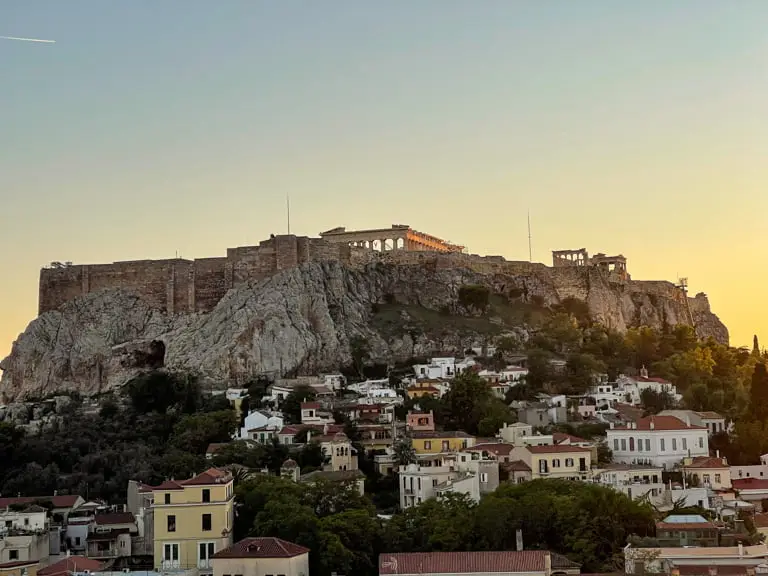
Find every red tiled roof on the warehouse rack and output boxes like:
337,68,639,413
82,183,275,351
0,561,39,569
0,495,81,509
300,401,320,409
38,557,103,576
553,432,589,444
683,456,728,469
526,444,591,454
94,512,135,526
152,480,184,491
206,442,228,454
407,385,440,394
695,411,724,419
636,376,671,384
465,443,515,456
502,460,532,472
612,415,705,431
213,537,309,559
733,478,768,490
379,551,549,574
413,431,474,439
181,467,231,486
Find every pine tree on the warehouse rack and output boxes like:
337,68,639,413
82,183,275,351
750,363,768,421
754,335,761,356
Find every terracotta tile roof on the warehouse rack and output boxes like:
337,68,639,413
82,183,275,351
300,401,320,409
502,460,532,472
612,415,706,431
526,444,591,454
379,551,554,574
733,478,768,490
614,403,644,421
0,561,39,569
181,467,231,486
0,495,81,509
465,443,515,456
94,512,135,526
213,537,309,559
407,385,440,394
636,376,671,384
152,480,184,490
38,557,103,576
553,432,589,444
206,442,228,454
413,431,474,439
683,456,728,469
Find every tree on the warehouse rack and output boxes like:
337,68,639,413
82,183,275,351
392,438,416,466
281,385,316,424
440,372,514,436
755,335,761,356
350,336,372,379
564,353,605,394
640,388,676,415
170,410,238,454
751,363,768,421
458,284,490,313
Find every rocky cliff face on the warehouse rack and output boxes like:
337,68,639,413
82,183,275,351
0,259,728,401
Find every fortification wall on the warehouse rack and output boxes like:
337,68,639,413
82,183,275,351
38,235,353,316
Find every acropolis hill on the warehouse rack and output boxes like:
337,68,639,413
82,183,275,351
1,224,728,401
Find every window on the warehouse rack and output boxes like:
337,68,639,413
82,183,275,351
417,477,421,490
164,493,171,505
637,438,643,452
660,439,665,451
198,542,216,568
613,439,619,451
672,438,677,451
442,441,449,451
163,543,179,566
621,439,627,451
202,514,212,531
645,439,650,451
715,474,721,483
629,438,635,451
565,458,574,467
552,459,560,468
9,550,18,560
424,441,432,450
24,518,29,526
432,478,438,487
699,437,704,448
167,515,176,532
4,521,10,528
682,438,687,450
75,537,81,546
480,473,488,483
202,489,210,503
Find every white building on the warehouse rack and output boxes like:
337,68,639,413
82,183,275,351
0,506,47,534
617,367,681,406
238,410,283,440
497,422,533,444
300,402,333,425
593,463,666,504
413,358,457,380
624,543,768,575
607,415,708,469
732,454,768,481
657,409,729,435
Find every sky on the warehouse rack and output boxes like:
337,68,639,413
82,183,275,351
2,0,768,360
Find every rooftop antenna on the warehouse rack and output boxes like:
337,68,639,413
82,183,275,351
527,210,532,262
286,195,291,235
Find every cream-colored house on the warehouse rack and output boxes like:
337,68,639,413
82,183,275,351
212,537,309,576
142,467,234,573
681,456,731,490
509,445,591,480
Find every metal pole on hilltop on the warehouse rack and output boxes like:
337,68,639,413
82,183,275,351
527,210,533,262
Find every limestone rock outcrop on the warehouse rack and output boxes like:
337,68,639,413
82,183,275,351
0,259,728,401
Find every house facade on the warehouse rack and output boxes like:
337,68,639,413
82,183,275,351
681,456,731,490
146,468,234,573
607,415,708,469
509,445,591,480
212,537,309,576
411,431,475,455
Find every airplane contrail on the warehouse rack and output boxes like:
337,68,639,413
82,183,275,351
0,35,56,44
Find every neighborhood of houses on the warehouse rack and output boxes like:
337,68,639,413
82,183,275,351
3,353,768,576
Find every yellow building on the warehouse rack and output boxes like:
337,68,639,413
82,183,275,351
406,379,443,400
509,445,592,480
411,431,476,454
144,468,234,573
681,456,732,490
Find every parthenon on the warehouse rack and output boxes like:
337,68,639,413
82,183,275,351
319,224,464,253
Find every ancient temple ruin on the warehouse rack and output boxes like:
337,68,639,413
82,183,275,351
552,249,629,279
319,224,464,253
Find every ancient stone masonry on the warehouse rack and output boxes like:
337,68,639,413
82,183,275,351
39,225,463,315
552,248,629,280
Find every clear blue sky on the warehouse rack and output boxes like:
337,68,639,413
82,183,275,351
2,0,768,356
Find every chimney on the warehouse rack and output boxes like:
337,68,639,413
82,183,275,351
670,569,680,576
649,417,655,430
544,552,551,576
709,567,718,576
323,423,329,435
515,529,523,551
747,569,756,576
739,542,744,557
